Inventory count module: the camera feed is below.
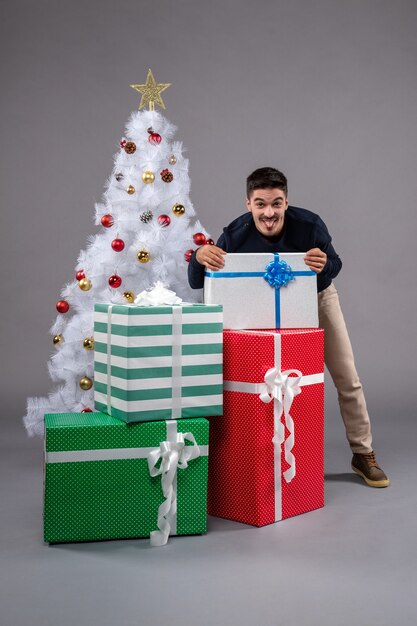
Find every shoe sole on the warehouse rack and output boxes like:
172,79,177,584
351,465,390,488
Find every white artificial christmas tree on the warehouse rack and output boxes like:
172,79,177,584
24,70,211,436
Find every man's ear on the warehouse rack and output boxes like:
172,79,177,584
246,197,252,212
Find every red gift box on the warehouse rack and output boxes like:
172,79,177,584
208,328,324,526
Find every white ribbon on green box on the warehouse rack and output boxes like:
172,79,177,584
148,420,202,546
223,331,324,522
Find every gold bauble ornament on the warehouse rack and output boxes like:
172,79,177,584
172,203,186,216
79,376,93,391
137,250,150,263
123,291,135,303
127,184,136,195
169,155,177,165
142,171,155,184
78,277,92,291
53,334,63,345
83,337,94,351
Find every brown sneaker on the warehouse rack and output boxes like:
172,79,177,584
351,452,390,488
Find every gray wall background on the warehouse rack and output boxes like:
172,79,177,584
1,0,416,430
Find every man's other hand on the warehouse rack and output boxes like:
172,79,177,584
195,245,226,271
304,248,327,273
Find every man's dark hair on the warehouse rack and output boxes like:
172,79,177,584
246,167,288,198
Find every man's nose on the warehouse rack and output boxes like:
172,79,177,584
263,205,275,216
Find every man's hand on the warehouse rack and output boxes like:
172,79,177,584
195,245,226,271
304,248,327,274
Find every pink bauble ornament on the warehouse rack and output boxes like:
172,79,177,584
147,127,162,145
157,214,171,227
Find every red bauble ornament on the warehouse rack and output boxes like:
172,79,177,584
81,408,93,413
108,274,122,288
147,127,162,145
111,238,125,252
205,238,215,245
56,300,70,314
75,269,85,281
101,214,114,228
193,232,207,246
184,249,194,263
157,214,171,227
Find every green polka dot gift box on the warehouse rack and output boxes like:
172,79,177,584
93,303,223,423
44,413,209,545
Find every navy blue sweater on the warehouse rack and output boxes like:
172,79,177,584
188,206,342,292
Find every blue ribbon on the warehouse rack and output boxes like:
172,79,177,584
265,256,294,326
205,253,315,328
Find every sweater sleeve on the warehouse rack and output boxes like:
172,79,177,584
187,250,205,289
187,232,228,290
313,218,342,279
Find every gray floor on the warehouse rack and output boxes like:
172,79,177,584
1,400,415,626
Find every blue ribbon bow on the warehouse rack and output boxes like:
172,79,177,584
263,258,295,289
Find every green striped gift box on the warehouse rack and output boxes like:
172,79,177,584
44,413,209,544
94,303,223,423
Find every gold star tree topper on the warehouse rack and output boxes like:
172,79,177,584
130,69,172,111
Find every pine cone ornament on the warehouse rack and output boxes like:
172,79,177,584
160,168,174,183
124,141,137,154
139,210,153,223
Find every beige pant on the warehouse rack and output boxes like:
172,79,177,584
318,283,373,454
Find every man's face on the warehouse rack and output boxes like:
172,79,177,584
246,188,288,238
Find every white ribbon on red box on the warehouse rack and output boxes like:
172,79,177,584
223,331,324,522
258,366,302,484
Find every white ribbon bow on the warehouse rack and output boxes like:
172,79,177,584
134,281,183,306
259,368,302,483
148,431,200,546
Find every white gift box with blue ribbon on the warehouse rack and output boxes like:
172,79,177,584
203,252,318,330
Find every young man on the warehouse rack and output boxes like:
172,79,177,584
188,167,389,487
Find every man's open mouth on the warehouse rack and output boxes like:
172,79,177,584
261,218,277,227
